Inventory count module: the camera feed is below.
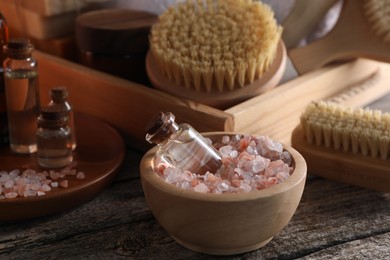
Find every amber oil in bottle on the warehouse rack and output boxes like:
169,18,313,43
48,86,76,150
37,107,73,168
146,112,222,175
3,39,40,154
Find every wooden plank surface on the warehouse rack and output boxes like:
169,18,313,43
0,148,389,259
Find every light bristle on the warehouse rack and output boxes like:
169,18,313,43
150,0,282,92
364,0,390,44
300,101,390,159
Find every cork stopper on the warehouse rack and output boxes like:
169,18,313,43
3,38,33,59
50,86,69,102
145,112,177,144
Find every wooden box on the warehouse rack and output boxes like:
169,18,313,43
36,50,390,151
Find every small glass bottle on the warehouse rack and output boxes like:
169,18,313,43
146,112,222,175
3,38,40,154
47,86,77,150
0,13,8,146
37,107,73,168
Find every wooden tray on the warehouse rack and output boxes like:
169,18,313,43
35,50,390,152
0,112,125,221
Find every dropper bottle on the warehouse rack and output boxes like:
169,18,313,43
146,112,222,175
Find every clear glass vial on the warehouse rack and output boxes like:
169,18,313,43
48,86,77,150
146,112,222,175
3,38,40,154
37,107,73,168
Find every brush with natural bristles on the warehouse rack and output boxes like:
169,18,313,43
149,0,282,92
291,101,390,192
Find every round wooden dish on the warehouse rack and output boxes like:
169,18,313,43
146,41,287,109
0,112,125,221
140,132,307,255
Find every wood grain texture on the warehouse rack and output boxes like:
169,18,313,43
0,149,389,259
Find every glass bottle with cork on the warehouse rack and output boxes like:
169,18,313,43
47,86,76,150
0,12,8,146
37,106,73,168
3,38,40,154
146,112,222,175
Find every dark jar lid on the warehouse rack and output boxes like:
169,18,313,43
75,9,157,55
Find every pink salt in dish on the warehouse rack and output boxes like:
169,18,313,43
0,162,86,200
154,134,293,193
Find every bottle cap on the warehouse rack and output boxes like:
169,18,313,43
50,86,69,101
145,112,176,144
3,38,33,59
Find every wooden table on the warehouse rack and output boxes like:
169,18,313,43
1,141,389,260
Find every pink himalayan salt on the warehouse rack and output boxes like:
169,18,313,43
154,134,293,194
76,171,85,179
60,180,68,188
0,162,86,199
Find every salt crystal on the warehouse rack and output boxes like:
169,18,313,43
252,155,270,173
37,191,45,196
76,172,85,179
41,184,51,192
5,192,17,199
9,169,20,177
50,171,60,180
222,135,230,144
4,180,14,189
219,145,233,157
60,180,68,188
51,182,59,188
194,183,209,193
164,167,182,184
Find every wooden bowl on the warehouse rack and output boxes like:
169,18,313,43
146,41,287,109
140,132,307,255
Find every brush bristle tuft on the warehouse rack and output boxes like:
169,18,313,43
300,101,390,159
150,0,282,92
364,0,390,44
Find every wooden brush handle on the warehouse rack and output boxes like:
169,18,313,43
282,0,338,49
288,0,390,75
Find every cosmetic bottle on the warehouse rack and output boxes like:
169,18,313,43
37,107,73,168
146,112,222,175
3,38,40,154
